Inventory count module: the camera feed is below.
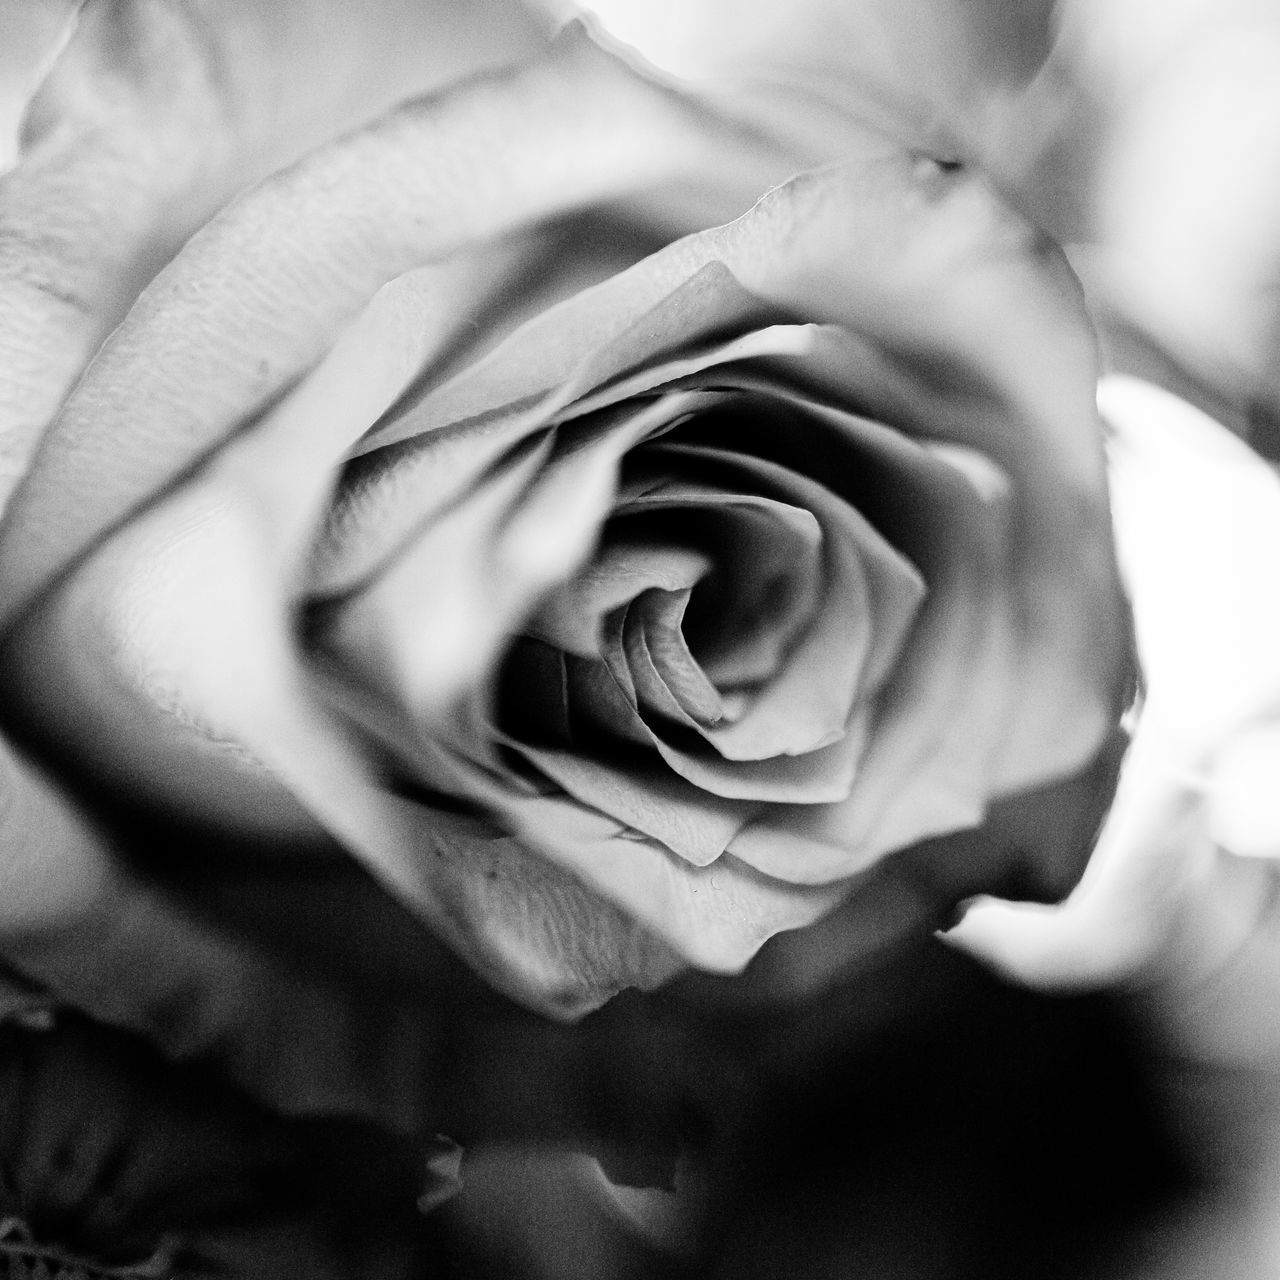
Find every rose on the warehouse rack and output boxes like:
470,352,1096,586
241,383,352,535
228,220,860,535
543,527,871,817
0,41,1130,1023
0,10,1145,1256
0,94,1129,1026
4,10,1088,1164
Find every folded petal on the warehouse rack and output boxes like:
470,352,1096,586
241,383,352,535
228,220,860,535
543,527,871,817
631,438,924,761
729,420,1018,882
0,0,547,508
0,28,794,628
512,746,752,865
319,392,710,721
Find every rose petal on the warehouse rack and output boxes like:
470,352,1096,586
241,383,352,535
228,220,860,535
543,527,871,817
629,438,924,761
312,301,804,596
512,746,752,865
319,392,710,721
528,537,713,658
720,164,1124,791
729,416,1018,882
315,438,557,721
0,27,793,628
537,0,1055,160
386,757,848,973
611,476,824,697
353,260,769,456
317,316,826,604
313,381,725,597
626,587,727,726
0,265,475,837
337,806,692,1017
0,0,545,506
577,616,868,803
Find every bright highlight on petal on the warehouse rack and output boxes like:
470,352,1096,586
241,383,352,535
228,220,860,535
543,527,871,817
953,375,1280,989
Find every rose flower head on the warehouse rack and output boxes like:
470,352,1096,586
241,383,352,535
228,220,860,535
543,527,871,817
0,44,1129,1019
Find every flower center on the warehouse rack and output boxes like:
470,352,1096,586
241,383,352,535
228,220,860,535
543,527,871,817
496,403,926,805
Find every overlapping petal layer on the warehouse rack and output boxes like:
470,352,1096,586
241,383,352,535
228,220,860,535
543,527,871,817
0,143,1126,1014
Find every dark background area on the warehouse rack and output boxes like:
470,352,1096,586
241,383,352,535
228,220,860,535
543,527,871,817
427,938,1196,1280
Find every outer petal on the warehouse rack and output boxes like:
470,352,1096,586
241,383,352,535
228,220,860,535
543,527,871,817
0,28,797,627
0,0,548,506
532,0,1056,163
955,377,1280,993
997,0,1280,423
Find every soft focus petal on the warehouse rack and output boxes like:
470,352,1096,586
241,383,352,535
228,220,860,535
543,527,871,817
1212,725,1280,860
1103,378,1280,752
991,0,1280,421
0,1,76,172
533,0,1056,161
954,376,1280,993
2,263,489,838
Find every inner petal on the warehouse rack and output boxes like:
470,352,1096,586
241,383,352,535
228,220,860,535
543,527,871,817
618,443,924,763
614,492,823,687
625,587,727,727
527,537,712,657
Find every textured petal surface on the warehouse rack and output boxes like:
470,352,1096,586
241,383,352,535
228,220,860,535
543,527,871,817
0,0,548,509
0,29,794,628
